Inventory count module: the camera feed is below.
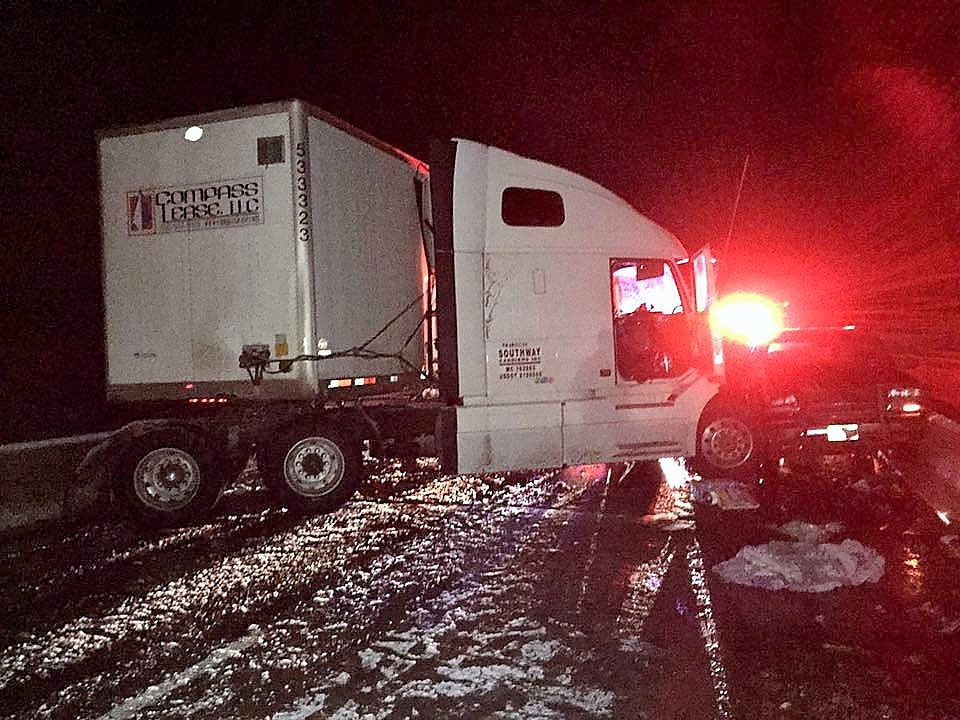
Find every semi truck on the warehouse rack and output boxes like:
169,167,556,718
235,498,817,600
83,99,758,526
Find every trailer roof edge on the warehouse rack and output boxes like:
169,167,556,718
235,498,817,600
97,99,428,172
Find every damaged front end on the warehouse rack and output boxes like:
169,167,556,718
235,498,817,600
729,327,927,476
767,384,926,472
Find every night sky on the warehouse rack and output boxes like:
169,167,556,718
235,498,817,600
2,1,958,440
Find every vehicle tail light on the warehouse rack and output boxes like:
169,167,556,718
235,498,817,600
887,388,922,416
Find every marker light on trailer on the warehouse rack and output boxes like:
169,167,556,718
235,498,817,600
709,293,784,347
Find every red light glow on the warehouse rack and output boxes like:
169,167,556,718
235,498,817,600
709,293,784,347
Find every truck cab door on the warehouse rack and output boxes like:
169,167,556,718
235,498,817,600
560,256,719,465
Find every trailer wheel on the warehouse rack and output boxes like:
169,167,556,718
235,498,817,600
259,425,360,513
116,427,222,527
692,403,765,481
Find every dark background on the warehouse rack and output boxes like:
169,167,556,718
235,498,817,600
2,1,958,441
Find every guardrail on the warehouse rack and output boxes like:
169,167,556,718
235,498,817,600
915,412,960,523
0,433,112,534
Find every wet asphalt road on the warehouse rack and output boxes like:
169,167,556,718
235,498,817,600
1,456,959,719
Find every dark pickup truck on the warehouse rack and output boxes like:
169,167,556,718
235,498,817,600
725,327,925,469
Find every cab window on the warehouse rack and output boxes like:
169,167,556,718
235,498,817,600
610,259,691,380
501,187,565,227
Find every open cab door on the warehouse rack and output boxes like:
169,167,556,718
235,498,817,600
692,245,724,380
692,245,717,313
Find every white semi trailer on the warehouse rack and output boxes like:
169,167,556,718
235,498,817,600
86,99,757,526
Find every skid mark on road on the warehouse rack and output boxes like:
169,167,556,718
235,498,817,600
94,630,261,720
608,458,732,719
687,536,733,720
575,464,625,615
616,537,675,638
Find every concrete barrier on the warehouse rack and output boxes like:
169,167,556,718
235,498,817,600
910,357,960,415
0,432,113,534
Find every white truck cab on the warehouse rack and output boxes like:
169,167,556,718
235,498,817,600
432,140,723,474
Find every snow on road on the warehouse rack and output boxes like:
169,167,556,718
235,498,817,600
3,461,619,719
268,483,623,719
5,454,960,720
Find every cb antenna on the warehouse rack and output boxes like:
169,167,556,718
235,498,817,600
723,154,750,258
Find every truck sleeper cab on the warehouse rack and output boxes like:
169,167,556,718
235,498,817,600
433,140,727,476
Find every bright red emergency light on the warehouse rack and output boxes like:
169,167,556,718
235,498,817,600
709,293,784,347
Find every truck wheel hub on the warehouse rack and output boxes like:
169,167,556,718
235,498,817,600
285,437,344,497
133,448,201,511
701,418,753,469
300,453,327,477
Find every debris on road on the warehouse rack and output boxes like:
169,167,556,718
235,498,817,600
775,521,844,544
908,602,960,635
941,535,960,560
690,480,760,510
713,538,885,592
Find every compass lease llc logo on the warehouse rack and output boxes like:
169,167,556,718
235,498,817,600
125,177,264,236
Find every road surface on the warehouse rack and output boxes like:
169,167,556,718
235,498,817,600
1,453,958,719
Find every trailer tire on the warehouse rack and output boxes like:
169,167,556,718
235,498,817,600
692,403,765,481
259,424,360,514
116,427,222,527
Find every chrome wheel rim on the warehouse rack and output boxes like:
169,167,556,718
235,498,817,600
283,437,344,497
700,418,754,470
133,447,201,511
